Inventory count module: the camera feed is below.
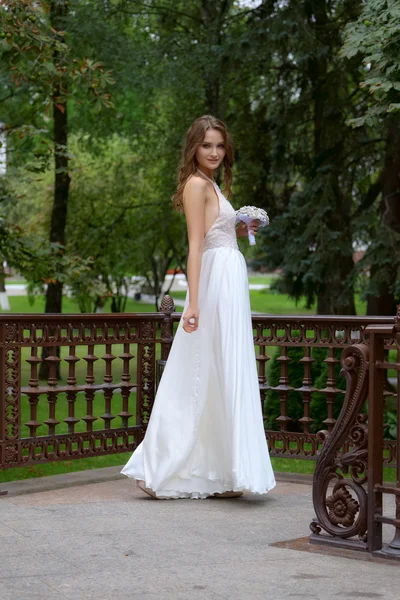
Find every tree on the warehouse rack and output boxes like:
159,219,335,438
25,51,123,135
341,0,400,313
1,0,114,314
341,0,400,128
237,1,373,314
0,215,96,298
1,1,114,378
65,135,187,311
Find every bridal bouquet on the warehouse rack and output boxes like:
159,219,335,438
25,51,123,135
235,206,269,246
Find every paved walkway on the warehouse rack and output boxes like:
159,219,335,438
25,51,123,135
1,472,398,600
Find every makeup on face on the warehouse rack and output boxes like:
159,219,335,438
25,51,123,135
196,129,226,174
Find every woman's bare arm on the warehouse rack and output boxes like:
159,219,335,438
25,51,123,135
183,177,207,315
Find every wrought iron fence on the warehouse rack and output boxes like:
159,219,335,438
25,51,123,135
309,315,400,559
0,296,397,470
0,296,399,557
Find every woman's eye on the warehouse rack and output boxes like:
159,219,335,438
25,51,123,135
202,144,210,148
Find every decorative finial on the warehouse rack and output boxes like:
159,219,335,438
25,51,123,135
160,294,175,315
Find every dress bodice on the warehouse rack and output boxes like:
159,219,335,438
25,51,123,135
198,170,239,252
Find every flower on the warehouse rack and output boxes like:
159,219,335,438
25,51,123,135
235,206,269,246
326,486,359,527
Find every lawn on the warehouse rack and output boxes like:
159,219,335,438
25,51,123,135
248,275,277,285
4,279,27,285
1,278,367,316
0,452,396,484
170,288,367,315
0,454,317,484
0,295,181,314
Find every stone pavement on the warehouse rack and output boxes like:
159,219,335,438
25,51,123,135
0,474,399,600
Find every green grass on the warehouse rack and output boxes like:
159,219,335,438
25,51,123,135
0,295,168,314
4,279,27,285
170,288,367,315
1,452,396,484
0,294,184,315
250,288,367,315
1,455,312,484
249,290,315,314
1,282,367,317
169,288,318,314
170,291,187,301
0,453,128,483
248,275,277,285
271,457,396,482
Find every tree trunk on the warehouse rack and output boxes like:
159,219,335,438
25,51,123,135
0,263,5,293
366,271,397,316
383,116,400,234
0,261,10,311
316,252,356,316
200,0,234,118
310,1,355,315
367,117,400,316
39,1,70,380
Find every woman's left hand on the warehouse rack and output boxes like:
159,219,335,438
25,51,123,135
236,219,259,238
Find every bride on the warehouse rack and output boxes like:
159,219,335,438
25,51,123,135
121,115,276,499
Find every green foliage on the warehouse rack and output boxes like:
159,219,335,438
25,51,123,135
341,0,400,126
0,0,399,317
0,0,114,113
0,0,114,176
64,135,187,311
0,214,104,305
383,410,397,440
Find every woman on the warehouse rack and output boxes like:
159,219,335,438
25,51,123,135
121,115,276,499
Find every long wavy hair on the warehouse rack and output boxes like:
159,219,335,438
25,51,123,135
171,115,234,213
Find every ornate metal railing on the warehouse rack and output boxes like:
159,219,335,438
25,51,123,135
0,297,399,557
0,299,174,469
253,313,397,465
0,297,396,471
309,313,400,559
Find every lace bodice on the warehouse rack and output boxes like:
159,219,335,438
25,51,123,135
198,170,239,252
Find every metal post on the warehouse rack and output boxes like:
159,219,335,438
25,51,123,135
156,295,175,391
381,312,400,557
0,322,8,495
366,328,385,553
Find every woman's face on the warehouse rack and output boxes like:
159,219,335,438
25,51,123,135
196,128,226,172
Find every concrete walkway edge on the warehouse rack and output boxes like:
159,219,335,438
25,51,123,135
0,466,313,497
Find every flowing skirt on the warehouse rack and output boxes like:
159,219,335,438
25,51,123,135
121,246,276,498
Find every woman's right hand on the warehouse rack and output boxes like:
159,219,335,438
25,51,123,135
182,305,200,333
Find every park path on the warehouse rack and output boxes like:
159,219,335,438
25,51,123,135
0,472,398,600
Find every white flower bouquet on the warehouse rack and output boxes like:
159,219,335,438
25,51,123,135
235,206,269,246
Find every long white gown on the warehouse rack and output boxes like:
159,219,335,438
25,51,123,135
121,170,276,499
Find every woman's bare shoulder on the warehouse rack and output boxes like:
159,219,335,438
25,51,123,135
184,174,208,195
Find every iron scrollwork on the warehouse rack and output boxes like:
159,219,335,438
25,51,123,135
310,344,369,542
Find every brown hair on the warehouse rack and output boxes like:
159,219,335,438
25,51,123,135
171,115,234,213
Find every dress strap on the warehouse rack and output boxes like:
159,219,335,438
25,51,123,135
196,168,216,185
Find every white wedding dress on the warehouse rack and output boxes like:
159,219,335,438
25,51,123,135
121,170,276,498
